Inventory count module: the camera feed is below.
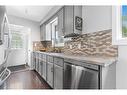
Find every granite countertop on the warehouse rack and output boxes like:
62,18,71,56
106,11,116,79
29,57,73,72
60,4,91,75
34,51,117,67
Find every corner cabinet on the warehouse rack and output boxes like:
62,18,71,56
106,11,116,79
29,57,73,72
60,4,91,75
64,6,82,36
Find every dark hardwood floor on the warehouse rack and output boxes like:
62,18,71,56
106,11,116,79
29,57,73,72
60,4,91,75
0,70,51,89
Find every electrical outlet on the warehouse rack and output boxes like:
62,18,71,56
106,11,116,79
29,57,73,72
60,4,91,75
78,44,81,49
70,45,72,49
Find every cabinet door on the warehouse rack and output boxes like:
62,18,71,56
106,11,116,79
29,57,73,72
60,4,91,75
40,61,43,77
55,8,64,47
40,24,46,41
64,6,74,36
54,64,63,89
58,8,64,36
32,53,36,70
39,60,42,75
36,59,39,73
33,58,36,69
45,23,51,41
42,61,47,80
47,62,54,88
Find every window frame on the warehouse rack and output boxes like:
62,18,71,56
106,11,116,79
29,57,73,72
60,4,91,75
10,31,24,49
112,6,127,45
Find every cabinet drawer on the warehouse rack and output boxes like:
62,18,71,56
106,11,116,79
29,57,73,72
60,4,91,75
47,56,53,63
54,57,64,67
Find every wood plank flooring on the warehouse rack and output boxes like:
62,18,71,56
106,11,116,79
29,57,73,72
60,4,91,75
0,70,51,89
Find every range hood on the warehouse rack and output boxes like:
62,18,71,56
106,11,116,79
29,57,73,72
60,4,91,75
64,33,81,38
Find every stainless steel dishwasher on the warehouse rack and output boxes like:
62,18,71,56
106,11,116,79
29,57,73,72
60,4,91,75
63,59,99,89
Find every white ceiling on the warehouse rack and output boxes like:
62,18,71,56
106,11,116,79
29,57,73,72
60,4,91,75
6,6,54,22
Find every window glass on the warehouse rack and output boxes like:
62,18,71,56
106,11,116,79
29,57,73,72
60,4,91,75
10,31,24,49
122,5,127,37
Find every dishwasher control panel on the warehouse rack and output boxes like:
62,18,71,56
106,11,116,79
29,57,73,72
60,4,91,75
64,58,99,70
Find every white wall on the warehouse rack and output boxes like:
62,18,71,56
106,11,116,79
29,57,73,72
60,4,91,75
82,6,127,89
82,6,112,33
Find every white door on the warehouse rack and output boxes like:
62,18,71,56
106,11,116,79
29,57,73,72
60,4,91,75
7,25,31,67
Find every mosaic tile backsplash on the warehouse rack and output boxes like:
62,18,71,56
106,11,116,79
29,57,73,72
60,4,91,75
33,41,52,51
64,29,118,57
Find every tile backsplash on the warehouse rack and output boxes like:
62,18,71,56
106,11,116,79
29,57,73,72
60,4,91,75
64,29,118,57
33,41,52,51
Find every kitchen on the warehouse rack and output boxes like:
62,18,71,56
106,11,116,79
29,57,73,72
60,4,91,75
0,5,126,90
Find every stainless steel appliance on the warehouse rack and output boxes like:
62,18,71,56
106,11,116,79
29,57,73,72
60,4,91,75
63,59,99,89
0,8,11,86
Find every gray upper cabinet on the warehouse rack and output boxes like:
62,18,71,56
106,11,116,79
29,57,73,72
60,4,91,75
40,22,52,41
64,6,73,36
64,6,82,36
57,8,64,36
40,23,46,41
54,8,64,47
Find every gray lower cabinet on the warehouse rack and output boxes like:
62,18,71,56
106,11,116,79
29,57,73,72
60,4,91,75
35,54,38,71
40,61,43,77
36,56,39,72
54,64,63,89
42,61,47,80
39,60,42,75
32,52,36,70
47,62,54,88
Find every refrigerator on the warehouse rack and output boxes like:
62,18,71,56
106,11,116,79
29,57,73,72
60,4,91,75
0,6,11,86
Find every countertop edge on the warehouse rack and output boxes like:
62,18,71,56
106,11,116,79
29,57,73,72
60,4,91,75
33,51,118,67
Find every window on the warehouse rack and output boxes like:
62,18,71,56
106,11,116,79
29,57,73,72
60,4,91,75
122,5,127,38
112,6,127,45
9,24,25,49
10,31,24,49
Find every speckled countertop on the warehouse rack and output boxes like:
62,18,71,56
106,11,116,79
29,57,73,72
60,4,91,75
34,51,117,67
